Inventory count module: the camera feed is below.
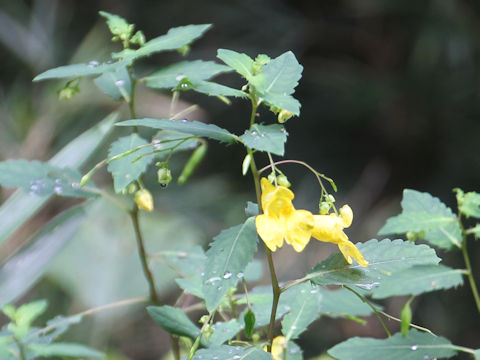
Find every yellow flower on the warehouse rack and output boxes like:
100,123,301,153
311,205,368,267
263,336,287,360
256,178,314,252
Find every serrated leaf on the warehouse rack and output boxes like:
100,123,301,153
192,345,271,360
145,60,231,89
152,245,206,278
112,24,211,61
117,118,238,144
217,49,255,81
175,278,204,298
458,191,480,218
317,287,375,317
194,80,246,98
202,217,258,312
99,11,131,36
328,329,457,360
0,160,92,198
28,343,104,358
94,65,131,100
281,283,321,341
371,264,464,299
308,239,440,291
253,51,303,115
0,205,86,307
471,224,480,239
0,112,116,245
107,134,155,193
36,314,83,343
15,300,48,327
147,305,200,340
33,60,128,81
379,189,462,249
239,124,288,156
209,319,243,346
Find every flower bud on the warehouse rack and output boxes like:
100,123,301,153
267,172,276,184
134,189,154,211
157,168,172,187
276,174,291,188
319,201,330,215
277,109,294,123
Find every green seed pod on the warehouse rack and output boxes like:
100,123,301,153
177,143,207,185
242,153,251,175
400,298,413,337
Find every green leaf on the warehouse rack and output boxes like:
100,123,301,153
99,11,132,36
145,60,231,89
193,80,247,98
471,224,480,239
284,341,303,360
28,342,104,358
317,287,375,317
175,278,204,298
379,189,462,249
309,239,440,290
209,319,243,346
33,60,128,81
153,245,206,278
0,205,86,307
192,345,271,360
39,314,83,343
239,124,288,156
147,305,200,340
202,217,258,312
253,51,303,115
456,189,480,218
15,300,48,327
94,65,132,100
107,134,156,193
217,49,255,81
0,112,116,244
281,283,321,341
112,24,211,61
371,264,464,299
474,349,480,360
0,160,92,198
328,329,457,360
117,118,238,144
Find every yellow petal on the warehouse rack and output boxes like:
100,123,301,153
311,214,348,244
338,240,369,267
339,205,353,227
284,210,314,252
256,214,285,251
270,336,287,360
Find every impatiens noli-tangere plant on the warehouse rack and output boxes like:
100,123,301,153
0,10,479,360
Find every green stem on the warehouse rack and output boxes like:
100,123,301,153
344,286,391,337
461,231,480,314
14,337,26,360
130,208,161,305
127,66,138,132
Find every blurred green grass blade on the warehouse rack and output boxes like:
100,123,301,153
0,204,87,307
0,112,118,245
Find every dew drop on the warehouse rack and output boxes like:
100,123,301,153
424,356,430,359
30,184,40,191
176,74,186,81
213,356,218,360
125,174,131,179
233,355,241,359
411,345,418,351
115,80,125,87
236,272,244,279
300,289,306,293
177,251,188,259
88,60,100,68
53,186,63,194
181,119,188,123
72,182,80,189
201,272,205,276
152,139,161,144
205,276,221,284
289,348,298,354
310,289,318,294
223,272,232,279
55,178,63,184
431,281,437,287
284,305,291,311
291,325,297,330
217,286,223,291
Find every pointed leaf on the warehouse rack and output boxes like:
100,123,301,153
209,319,243,346
194,80,246,98
202,217,258,312
107,134,155,193
261,92,301,115
112,24,211,61
217,49,255,81
0,160,92,198
15,299,48,327
281,283,321,341
240,124,288,156
457,190,480,218
147,305,200,340
33,60,128,81
152,245,206,278
37,314,83,343
379,189,462,249
371,264,464,299
308,239,440,291
0,112,117,244
117,118,238,144
328,329,457,360
175,278,204,298
28,343,103,358
145,60,231,89
94,65,132,100
318,287,375,317
192,345,271,360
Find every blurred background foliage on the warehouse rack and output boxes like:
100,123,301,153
0,0,479,359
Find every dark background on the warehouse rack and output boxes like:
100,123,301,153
0,0,479,359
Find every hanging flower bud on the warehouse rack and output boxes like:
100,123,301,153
157,168,172,188
278,109,294,123
134,189,154,211
276,174,291,188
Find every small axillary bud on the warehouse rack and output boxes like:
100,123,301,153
134,189,154,211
